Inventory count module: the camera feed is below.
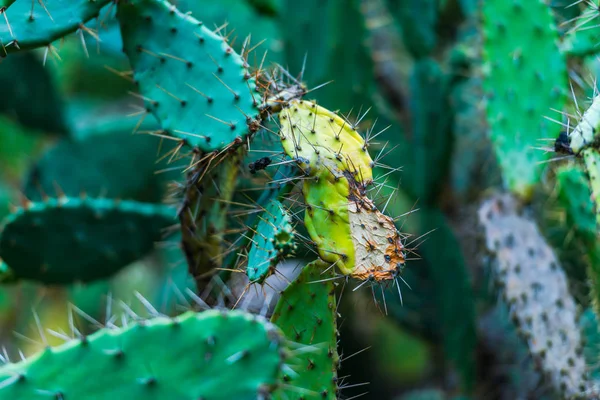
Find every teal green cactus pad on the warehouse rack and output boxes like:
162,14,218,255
0,0,112,55
482,0,567,199
271,260,338,399
173,0,282,63
387,0,437,58
0,310,287,399
117,0,261,152
0,197,175,284
0,52,68,134
246,199,295,283
23,131,178,203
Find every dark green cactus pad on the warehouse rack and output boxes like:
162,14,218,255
0,0,112,55
23,132,178,203
246,199,295,283
401,58,453,205
556,165,596,242
482,0,567,199
0,52,68,134
117,0,261,152
556,164,600,317
0,197,175,284
387,0,437,58
271,260,338,399
0,310,287,399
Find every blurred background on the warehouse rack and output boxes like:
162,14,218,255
2,0,599,399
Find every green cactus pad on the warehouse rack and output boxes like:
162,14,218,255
0,197,175,284
271,260,338,399
0,310,286,399
0,52,68,134
23,132,177,203
583,148,600,231
482,0,567,199
478,193,591,398
0,0,112,55
556,164,596,242
173,0,282,63
279,99,373,184
246,199,295,283
117,0,261,152
303,169,354,274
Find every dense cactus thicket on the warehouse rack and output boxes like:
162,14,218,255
4,0,600,399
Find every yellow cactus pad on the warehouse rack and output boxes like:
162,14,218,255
302,168,405,281
279,99,373,185
304,169,354,274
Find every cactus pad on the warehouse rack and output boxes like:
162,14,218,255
0,197,175,284
246,199,295,283
23,132,175,203
279,99,373,185
0,0,112,55
478,193,590,398
0,310,287,399
583,148,600,231
482,0,567,199
271,260,339,399
118,0,261,152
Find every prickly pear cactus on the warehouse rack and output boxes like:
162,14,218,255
118,0,262,152
478,193,591,398
271,260,339,399
482,0,567,199
246,199,295,283
0,0,112,55
278,100,406,281
0,197,175,284
0,310,288,399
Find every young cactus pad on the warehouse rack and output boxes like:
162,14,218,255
0,310,287,399
271,260,339,399
0,0,112,55
278,100,405,281
246,199,295,283
481,0,567,199
478,194,590,398
279,99,373,184
118,0,261,152
0,197,175,284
